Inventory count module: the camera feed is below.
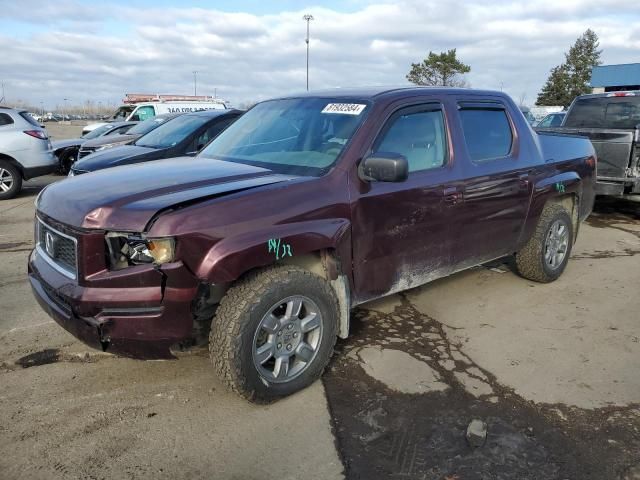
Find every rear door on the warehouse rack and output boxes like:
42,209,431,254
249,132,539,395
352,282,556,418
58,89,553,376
448,99,531,268
351,101,453,300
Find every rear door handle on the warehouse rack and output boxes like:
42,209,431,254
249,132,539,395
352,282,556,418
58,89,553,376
443,186,463,205
519,172,530,189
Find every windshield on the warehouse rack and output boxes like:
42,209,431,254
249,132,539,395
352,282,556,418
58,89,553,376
199,97,369,176
83,124,114,139
127,115,174,136
111,106,135,121
565,96,640,129
135,114,210,149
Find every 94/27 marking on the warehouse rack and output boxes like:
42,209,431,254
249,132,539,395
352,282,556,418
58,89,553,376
268,238,293,260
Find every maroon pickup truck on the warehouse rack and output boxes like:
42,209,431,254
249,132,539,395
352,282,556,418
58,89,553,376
29,87,596,401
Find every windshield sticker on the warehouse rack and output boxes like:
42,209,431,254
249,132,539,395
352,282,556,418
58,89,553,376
321,103,367,115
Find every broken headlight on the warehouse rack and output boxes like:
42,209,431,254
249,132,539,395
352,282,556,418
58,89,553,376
105,232,175,269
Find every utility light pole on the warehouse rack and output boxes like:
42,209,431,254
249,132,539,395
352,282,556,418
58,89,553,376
63,98,69,124
193,71,198,96
303,14,314,91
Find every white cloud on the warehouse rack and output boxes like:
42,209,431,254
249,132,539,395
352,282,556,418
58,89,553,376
0,0,639,109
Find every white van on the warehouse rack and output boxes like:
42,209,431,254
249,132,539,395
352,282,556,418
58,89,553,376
82,94,228,135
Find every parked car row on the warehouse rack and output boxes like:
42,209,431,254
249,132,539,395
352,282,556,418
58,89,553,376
29,87,597,403
52,121,138,174
0,106,56,199
69,109,241,175
82,96,228,135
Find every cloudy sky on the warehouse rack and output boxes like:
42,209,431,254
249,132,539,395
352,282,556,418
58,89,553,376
0,0,639,110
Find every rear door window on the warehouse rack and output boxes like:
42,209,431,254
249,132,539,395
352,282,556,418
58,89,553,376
459,106,513,161
565,96,640,129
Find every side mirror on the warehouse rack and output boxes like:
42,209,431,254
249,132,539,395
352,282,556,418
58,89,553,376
359,152,408,182
130,115,140,121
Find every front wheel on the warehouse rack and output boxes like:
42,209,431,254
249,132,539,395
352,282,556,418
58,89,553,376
209,265,338,402
515,203,574,283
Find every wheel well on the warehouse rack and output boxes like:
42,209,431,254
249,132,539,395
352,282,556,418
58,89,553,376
277,250,337,281
193,249,352,341
0,154,23,177
547,194,579,241
269,250,351,338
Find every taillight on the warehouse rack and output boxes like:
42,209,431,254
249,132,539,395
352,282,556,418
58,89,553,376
24,130,48,140
607,92,635,97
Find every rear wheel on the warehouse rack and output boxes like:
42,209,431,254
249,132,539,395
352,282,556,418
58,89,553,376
515,203,573,283
209,265,338,402
0,161,22,200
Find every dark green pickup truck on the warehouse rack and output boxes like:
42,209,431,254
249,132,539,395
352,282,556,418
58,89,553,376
537,91,640,196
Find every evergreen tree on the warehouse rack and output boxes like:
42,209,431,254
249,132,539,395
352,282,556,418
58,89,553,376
406,49,471,87
537,29,602,107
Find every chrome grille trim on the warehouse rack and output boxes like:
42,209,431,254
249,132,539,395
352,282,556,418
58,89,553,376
35,216,78,280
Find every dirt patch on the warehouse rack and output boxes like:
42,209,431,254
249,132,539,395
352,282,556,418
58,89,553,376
0,241,32,252
15,349,61,368
12,348,108,370
323,298,640,480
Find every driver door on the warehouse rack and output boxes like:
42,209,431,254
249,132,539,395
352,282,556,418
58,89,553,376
350,102,453,302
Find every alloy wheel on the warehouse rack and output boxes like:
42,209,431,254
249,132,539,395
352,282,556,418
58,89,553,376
544,219,569,269
252,295,323,383
0,168,14,193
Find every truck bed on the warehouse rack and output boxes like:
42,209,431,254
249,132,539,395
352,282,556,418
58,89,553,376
537,126,637,195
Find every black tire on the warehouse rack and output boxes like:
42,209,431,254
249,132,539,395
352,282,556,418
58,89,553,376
58,149,76,175
515,203,574,283
0,161,22,200
210,265,338,402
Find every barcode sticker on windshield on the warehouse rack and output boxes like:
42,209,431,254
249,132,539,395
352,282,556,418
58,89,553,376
321,103,367,115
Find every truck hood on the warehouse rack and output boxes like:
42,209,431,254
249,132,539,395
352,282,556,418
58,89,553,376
38,158,296,231
73,145,158,172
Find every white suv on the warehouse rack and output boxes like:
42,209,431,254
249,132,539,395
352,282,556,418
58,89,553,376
0,107,57,199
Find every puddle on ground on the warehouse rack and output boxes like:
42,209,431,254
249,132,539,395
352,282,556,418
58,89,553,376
323,297,640,480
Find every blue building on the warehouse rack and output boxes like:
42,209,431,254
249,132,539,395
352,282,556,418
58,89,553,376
591,63,640,93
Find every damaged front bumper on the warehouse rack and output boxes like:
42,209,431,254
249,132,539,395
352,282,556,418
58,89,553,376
28,247,199,359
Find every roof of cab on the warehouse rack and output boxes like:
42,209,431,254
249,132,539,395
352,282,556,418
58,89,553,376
185,108,243,117
275,86,506,101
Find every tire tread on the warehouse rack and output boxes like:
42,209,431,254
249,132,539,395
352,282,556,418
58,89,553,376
209,265,338,401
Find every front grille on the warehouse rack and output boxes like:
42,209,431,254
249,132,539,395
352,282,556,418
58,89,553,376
37,218,78,279
78,147,95,159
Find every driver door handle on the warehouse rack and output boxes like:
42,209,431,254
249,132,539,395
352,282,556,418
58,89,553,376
443,186,463,205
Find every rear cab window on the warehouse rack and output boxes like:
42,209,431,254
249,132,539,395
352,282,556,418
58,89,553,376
565,95,640,129
372,104,448,173
458,103,513,162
